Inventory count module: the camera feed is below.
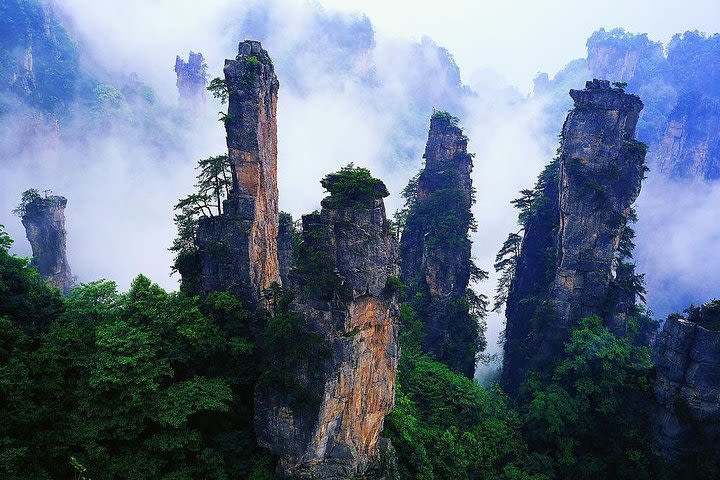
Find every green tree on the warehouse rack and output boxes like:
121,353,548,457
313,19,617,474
519,316,658,479
207,77,229,104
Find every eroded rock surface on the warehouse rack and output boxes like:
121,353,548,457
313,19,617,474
256,187,399,479
277,212,294,287
502,80,647,391
174,51,207,113
21,194,72,293
653,96,720,179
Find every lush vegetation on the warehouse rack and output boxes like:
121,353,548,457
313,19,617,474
386,306,550,480
0,225,276,479
320,163,389,208
11,188,57,217
170,153,233,291
518,316,659,479
493,158,559,314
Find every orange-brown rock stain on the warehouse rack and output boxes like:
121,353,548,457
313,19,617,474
308,295,398,466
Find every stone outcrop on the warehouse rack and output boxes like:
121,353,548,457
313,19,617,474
174,52,207,113
502,80,647,391
21,194,73,294
399,112,478,377
653,302,720,468
192,41,281,305
255,179,400,479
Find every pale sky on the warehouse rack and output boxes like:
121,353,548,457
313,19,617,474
319,0,720,92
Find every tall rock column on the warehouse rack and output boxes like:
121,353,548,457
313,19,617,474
255,170,400,479
399,112,479,377
175,51,207,113
225,40,281,299
194,41,281,305
502,80,647,390
21,194,73,293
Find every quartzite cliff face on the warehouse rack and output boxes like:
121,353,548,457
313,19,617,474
653,302,720,469
193,41,281,305
255,179,399,479
503,80,647,391
399,113,479,377
21,194,73,294
653,96,720,179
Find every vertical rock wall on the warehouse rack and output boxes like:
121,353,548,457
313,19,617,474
653,305,720,469
255,187,399,479
277,212,294,287
653,96,720,179
21,195,72,293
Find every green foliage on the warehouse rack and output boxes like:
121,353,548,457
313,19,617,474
613,81,628,89
218,111,234,124
0,226,275,478
196,154,233,216
0,0,81,114
386,351,550,480
518,316,658,479
207,77,229,104
171,153,233,289
493,232,523,312
398,156,488,376
320,163,389,208
392,171,421,236
259,286,330,413
91,84,125,114
685,298,720,330
245,55,261,68
292,214,348,301
12,188,52,217
385,275,407,296
431,109,460,126
494,157,559,323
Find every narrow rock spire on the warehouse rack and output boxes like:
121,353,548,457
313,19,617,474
20,192,73,294
193,41,281,305
174,51,207,113
399,111,480,377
